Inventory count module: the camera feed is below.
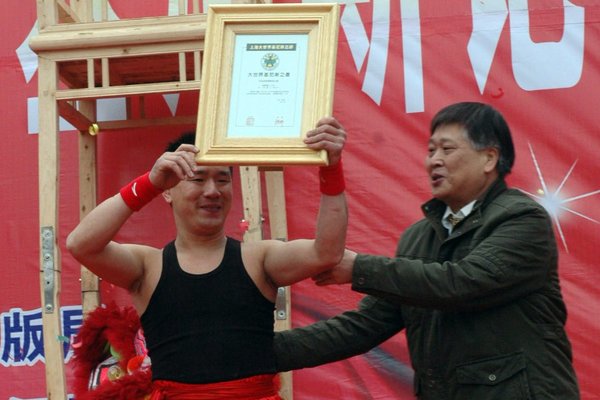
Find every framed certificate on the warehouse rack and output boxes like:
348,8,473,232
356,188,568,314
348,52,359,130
195,3,340,166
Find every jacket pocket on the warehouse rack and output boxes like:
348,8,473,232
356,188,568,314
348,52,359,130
454,352,531,399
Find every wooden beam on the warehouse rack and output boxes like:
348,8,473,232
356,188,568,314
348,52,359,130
265,169,293,400
55,81,200,101
57,0,80,23
29,14,206,52
265,170,287,242
101,0,108,21
40,40,204,63
70,0,94,23
101,58,109,88
98,115,197,130
86,59,94,88
59,101,197,132
36,0,58,30
194,51,202,81
77,100,100,319
58,101,93,132
179,52,187,82
38,55,68,399
239,166,263,242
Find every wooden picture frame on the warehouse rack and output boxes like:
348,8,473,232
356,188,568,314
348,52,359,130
195,3,340,166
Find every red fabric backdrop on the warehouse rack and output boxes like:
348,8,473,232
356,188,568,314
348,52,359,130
1,0,599,399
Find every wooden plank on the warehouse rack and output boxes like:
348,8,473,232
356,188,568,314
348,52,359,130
38,55,68,399
265,169,290,333
101,0,108,21
97,115,197,130
194,51,201,81
42,40,204,63
57,0,80,23
55,81,200,101
265,169,288,242
265,169,293,400
86,58,94,88
36,0,58,30
101,58,109,88
70,0,94,23
58,101,93,132
29,14,207,52
77,100,100,319
38,13,206,34
179,52,187,82
239,166,263,242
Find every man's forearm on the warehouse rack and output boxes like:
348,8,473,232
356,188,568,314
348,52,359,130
314,192,348,264
274,296,404,371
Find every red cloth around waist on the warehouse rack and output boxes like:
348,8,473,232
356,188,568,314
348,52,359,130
149,374,282,400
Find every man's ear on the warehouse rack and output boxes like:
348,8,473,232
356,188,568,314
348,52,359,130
483,147,500,173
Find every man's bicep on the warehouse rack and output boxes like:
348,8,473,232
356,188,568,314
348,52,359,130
79,242,148,290
262,239,323,286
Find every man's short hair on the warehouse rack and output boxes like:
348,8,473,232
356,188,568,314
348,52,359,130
165,131,233,175
430,102,515,177
165,131,195,153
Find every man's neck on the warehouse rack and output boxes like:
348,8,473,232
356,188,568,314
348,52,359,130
175,231,227,252
174,234,228,275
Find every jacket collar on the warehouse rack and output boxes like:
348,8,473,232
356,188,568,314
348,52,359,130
421,178,508,234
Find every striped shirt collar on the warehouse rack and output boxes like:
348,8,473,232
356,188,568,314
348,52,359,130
442,200,476,233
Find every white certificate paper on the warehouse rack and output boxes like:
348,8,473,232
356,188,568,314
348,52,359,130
227,34,308,138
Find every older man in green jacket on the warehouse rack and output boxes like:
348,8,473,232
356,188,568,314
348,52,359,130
274,102,580,399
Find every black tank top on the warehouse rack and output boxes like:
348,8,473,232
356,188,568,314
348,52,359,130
140,238,276,383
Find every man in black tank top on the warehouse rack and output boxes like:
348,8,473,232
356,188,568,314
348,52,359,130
67,116,348,399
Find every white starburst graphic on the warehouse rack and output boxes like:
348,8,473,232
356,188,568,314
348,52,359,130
519,143,600,252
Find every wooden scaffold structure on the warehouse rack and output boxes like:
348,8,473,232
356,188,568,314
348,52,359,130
29,0,292,398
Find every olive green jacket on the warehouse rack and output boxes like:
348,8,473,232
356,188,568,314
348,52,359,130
274,179,580,399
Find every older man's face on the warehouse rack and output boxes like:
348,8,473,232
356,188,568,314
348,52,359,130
425,123,498,212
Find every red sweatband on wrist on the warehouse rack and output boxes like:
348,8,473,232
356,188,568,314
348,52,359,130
119,171,163,211
319,159,345,195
